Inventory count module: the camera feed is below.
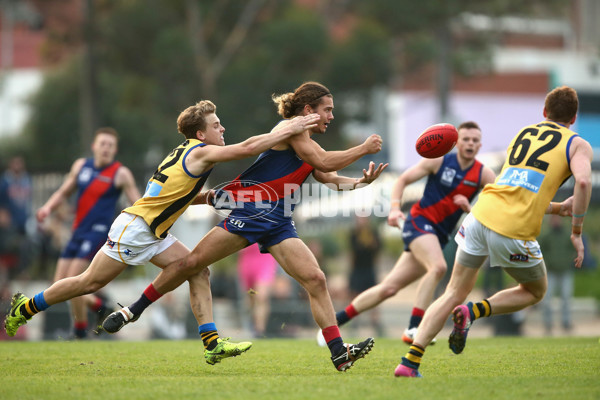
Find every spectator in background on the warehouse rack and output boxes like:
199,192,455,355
238,243,277,337
538,214,575,335
0,208,20,284
348,216,384,336
0,156,34,279
0,156,32,235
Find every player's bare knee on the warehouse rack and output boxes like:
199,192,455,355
182,253,205,274
88,281,105,293
197,266,210,279
80,276,106,294
303,268,327,292
444,287,468,305
429,262,447,280
380,284,400,299
527,286,546,304
188,267,210,283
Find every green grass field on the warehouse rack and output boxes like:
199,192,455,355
1,337,598,400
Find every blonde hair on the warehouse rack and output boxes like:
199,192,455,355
177,100,217,139
272,81,332,118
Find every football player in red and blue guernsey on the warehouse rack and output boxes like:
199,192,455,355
329,122,495,346
35,127,140,338
109,81,388,372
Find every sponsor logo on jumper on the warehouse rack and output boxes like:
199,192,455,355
509,254,529,262
96,175,112,183
497,167,544,193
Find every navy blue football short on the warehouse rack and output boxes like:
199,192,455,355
217,208,299,253
60,229,107,260
401,214,448,251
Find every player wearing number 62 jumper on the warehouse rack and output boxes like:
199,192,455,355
4,100,319,365
395,85,593,378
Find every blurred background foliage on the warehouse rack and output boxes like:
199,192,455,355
7,0,566,184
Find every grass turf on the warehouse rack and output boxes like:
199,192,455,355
1,337,598,400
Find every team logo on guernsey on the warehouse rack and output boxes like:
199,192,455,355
497,167,544,193
440,167,456,186
79,167,93,183
211,179,281,220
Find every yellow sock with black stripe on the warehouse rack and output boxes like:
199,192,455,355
199,322,220,350
401,344,425,369
470,299,492,320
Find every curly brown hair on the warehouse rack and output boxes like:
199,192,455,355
272,82,332,118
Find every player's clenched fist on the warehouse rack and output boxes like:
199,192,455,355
363,134,383,154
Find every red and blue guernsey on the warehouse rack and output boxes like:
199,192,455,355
61,158,123,260
403,153,483,249
214,146,314,251
215,147,314,220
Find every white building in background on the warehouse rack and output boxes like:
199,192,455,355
0,0,44,137
388,7,600,172
0,68,42,137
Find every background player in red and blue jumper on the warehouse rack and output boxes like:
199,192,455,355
36,127,140,338
328,121,495,344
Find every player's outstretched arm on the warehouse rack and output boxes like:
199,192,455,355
312,161,388,191
387,157,442,227
290,133,383,173
191,190,215,205
36,158,85,223
185,114,320,174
